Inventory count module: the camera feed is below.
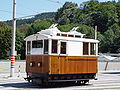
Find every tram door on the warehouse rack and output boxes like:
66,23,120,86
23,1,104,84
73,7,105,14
59,41,67,74
51,40,59,74
51,40,67,74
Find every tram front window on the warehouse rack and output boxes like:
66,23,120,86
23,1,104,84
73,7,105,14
52,40,58,54
32,40,43,48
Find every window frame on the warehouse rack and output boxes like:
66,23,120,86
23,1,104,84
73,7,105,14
60,41,67,54
68,34,74,37
32,40,43,48
27,41,31,55
90,43,96,55
83,42,89,55
61,34,67,37
44,39,49,54
51,39,58,54
83,42,96,56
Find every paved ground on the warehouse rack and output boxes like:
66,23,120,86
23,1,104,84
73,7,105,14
1,60,120,89
0,71,120,89
0,60,26,73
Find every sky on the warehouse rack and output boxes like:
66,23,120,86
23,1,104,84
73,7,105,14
0,0,118,21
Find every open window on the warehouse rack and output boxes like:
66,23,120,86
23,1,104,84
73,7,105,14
60,42,66,54
52,40,58,54
83,42,89,55
27,41,31,54
44,40,49,54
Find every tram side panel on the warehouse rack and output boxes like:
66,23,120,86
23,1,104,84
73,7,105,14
65,56,89,74
49,56,97,75
87,57,98,73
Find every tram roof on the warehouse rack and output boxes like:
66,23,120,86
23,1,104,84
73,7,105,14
24,26,99,43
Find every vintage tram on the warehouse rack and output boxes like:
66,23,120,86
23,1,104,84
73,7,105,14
24,25,99,85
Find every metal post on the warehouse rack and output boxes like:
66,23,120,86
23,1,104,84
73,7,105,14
95,26,97,40
18,65,20,77
10,0,16,77
105,61,109,71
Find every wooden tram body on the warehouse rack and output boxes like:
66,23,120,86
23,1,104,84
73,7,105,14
25,25,99,84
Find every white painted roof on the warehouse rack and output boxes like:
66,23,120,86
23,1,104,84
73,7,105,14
38,27,61,36
24,26,99,43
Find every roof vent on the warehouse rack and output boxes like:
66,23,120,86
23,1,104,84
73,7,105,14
70,27,79,32
49,24,58,29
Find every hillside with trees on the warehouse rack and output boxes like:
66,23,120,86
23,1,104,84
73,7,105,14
6,12,56,26
1,0,120,59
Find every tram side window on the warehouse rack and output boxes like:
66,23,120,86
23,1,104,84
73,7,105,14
52,40,58,53
83,42,89,55
32,40,43,48
27,41,31,54
44,40,49,54
60,42,66,54
90,43,96,55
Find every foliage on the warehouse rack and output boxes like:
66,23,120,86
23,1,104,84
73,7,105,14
15,54,21,60
0,22,12,59
5,12,56,27
55,2,78,25
58,24,75,32
101,24,120,53
26,20,52,36
77,25,95,39
18,24,31,35
16,30,26,59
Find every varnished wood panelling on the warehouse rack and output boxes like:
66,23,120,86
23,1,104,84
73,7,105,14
49,56,97,74
59,56,67,74
34,55,42,73
26,55,49,74
42,56,49,73
26,55,30,72
50,56,59,74
26,55,97,75
88,59,97,73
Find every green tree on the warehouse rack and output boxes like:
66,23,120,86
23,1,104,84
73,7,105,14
18,24,31,35
101,24,120,53
98,1,118,29
116,1,120,25
80,0,99,14
77,25,95,39
97,32,105,52
79,0,118,32
55,2,78,25
16,30,25,59
26,20,51,36
0,22,12,59
58,24,75,32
